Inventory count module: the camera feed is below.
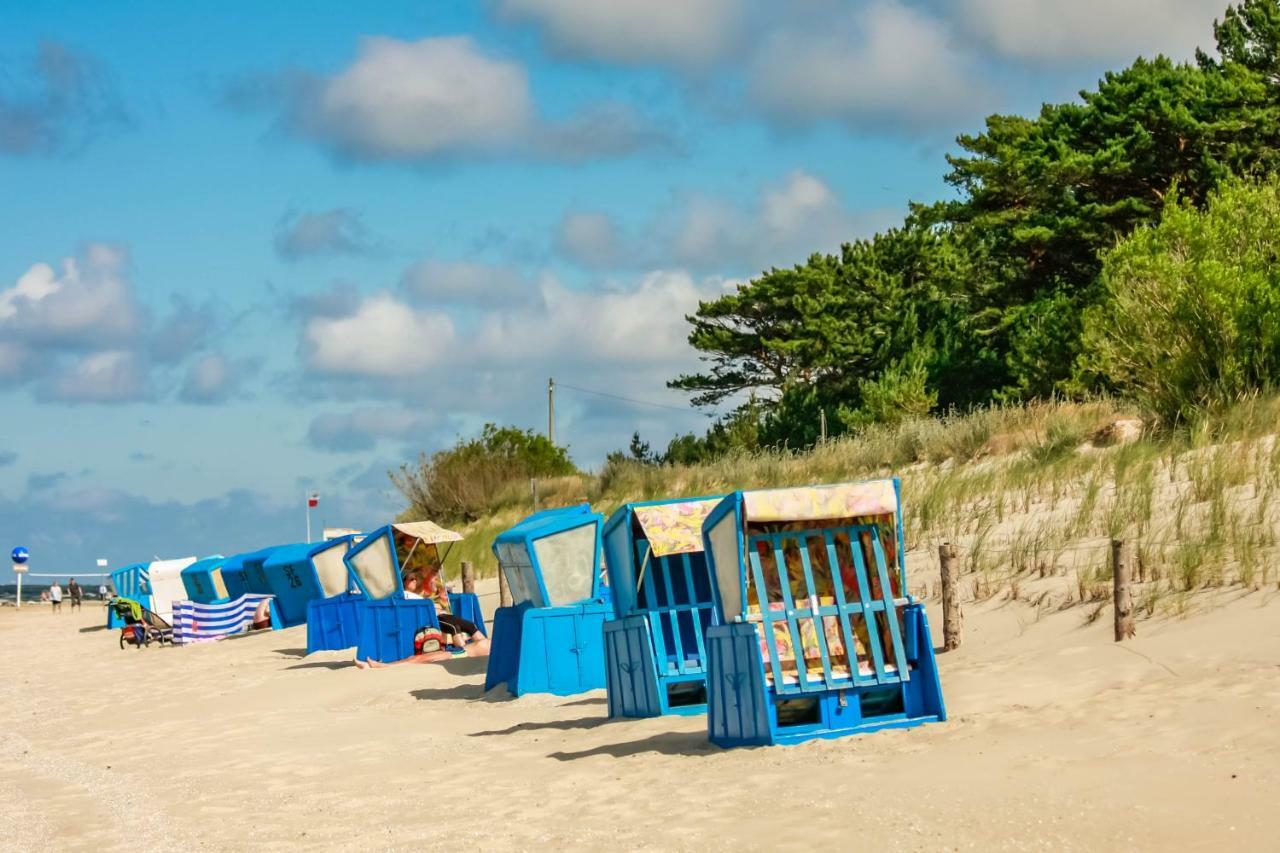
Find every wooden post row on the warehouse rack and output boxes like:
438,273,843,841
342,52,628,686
1112,539,1135,641
939,542,961,651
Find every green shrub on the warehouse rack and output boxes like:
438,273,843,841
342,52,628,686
393,424,576,523
1080,177,1280,424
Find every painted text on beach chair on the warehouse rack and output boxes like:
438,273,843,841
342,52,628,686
702,480,946,747
485,504,611,697
602,496,722,717
181,556,229,604
344,522,485,663
263,536,355,628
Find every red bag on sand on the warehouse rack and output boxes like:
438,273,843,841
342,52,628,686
414,627,444,654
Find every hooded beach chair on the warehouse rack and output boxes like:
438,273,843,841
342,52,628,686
181,555,229,604
701,479,946,747
263,536,356,628
106,563,149,629
485,504,611,697
601,496,723,717
345,522,486,663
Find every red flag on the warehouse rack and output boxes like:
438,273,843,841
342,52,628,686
307,492,319,508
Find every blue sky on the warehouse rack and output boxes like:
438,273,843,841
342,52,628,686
0,0,1228,574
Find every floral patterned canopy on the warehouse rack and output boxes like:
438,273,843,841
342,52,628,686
742,480,897,524
633,498,721,557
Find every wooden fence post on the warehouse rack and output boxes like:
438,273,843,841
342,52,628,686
1112,538,1135,641
939,542,962,651
498,564,512,608
461,560,476,595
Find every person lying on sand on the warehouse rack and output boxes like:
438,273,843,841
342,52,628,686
353,569,490,668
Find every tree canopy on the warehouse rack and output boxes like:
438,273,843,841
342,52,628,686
662,0,1280,452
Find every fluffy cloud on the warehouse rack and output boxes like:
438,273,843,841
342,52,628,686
303,292,456,377
307,406,441,452
947,0,1223,65
149,296,224,364
274,208,374,260
746,2,988,131
494,0,743,65
0,41,128,157
557,170,896,274
178,353,257,404
400,259,537,306
0,245,260,405
0,243,142,346
37,350,150,404
234,35,670,164
555,211,623,270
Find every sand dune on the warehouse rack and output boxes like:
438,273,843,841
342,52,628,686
1,584,1277,852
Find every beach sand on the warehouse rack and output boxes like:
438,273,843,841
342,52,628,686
1,584,1277,852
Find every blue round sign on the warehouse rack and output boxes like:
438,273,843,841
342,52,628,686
11,546,29,564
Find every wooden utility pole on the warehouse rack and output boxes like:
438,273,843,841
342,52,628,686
819,409,827,444
460,560,476,595
1112,539,1135,641
548,377,556,444
939,542,961,651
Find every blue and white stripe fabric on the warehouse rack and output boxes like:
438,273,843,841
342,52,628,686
172,594,273,644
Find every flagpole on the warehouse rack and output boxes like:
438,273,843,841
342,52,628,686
306,492,312,544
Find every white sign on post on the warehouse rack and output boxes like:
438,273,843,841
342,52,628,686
12,563,27,573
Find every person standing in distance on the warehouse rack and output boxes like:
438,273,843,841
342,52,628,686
49,580,63,612
68,578,82,610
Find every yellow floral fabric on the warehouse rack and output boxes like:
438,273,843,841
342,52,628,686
742,480,897,524
634,498,720,557
745,514,903,683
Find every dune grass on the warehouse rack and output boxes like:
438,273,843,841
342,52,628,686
427,394,1280,624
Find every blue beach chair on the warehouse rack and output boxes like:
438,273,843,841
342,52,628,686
107,562,149,629
601,496,723,717
181,556,229,604
701,479,946,747
485,504,611,697
263,536,356,628
345,522,486,663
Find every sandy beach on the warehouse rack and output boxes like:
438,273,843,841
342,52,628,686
1,584,1277,852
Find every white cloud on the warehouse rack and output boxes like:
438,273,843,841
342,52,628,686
274,208,373,260
555,211,622,270
304,36,531,160
494,0,744,65
39,350,149,403
949,0,1222,65
400,259,537,306
303,292,456,377
179,353,256,404
747,2,987,131
0,243,142,346
558,170,897,273
242,35,671,164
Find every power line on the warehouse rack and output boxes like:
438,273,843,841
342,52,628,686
556,382,708,415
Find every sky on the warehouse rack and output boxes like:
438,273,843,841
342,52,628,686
0,0,1230,575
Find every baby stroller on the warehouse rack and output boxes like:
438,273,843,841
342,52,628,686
114,598,174,649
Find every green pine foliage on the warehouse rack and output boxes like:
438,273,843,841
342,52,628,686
662,0,1280,453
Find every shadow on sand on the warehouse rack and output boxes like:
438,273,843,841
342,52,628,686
410,684,492,702
273,647,308,659
286,660,356,671
470,715,613,738
78,625,109,634
548,730,718,762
